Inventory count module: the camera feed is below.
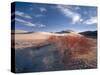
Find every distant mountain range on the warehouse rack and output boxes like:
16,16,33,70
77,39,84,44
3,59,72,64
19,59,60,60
55,30,97,38
79,30,97,38
56,30,75,33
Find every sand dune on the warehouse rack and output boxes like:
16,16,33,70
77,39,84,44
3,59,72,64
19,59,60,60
14,32,83,48
15,32,82,40
15,32,51,40
14,32,52,48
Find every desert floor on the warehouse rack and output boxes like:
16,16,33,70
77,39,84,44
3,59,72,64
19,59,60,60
12,32,97,73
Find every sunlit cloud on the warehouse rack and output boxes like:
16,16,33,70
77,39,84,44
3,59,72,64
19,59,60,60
57,5,82,24
15,18,36,27
83,16,97,25
15,18,46,28
15,11,32,19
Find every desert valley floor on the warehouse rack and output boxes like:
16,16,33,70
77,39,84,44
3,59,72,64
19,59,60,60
12,31,97,73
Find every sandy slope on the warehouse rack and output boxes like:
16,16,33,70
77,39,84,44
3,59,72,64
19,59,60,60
15,32,51,40
14,32,51,48
14,32,83,48
14,32,96,48
15,32,81,40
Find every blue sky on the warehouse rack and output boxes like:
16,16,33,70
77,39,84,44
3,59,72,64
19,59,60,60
12,2,97,32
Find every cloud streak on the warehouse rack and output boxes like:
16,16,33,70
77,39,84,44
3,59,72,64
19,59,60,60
15,18,46,28
15,18,36,27
83,16,97,25
15,11,32,19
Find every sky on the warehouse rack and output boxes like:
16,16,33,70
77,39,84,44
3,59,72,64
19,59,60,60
11,2,97,32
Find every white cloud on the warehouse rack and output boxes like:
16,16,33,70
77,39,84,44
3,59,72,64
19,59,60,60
37,24,46,28
15,18,46,28
15,18,36,27
57,5,81,24
15,11,32,19
74,6,80,10
40,7,47,12
83,16,97,25
80,18,83,22
72,15,80,24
